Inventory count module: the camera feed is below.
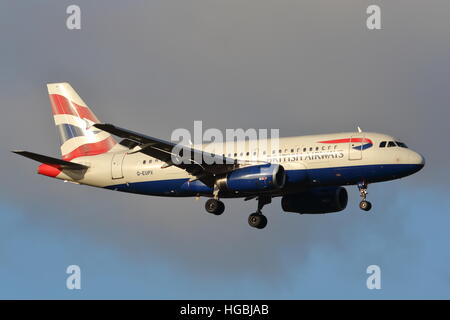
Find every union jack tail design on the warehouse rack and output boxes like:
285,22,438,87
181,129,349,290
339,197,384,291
47,82,117,160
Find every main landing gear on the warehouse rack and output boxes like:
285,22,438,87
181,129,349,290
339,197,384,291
358,182,372,212
204,195,271,229
205,198,225,215
205,186,225,215
248,196,271,229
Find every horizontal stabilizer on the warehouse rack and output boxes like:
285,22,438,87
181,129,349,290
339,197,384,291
12,150,88,170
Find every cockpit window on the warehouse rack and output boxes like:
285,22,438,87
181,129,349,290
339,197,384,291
387,141,397,147
380,140,407,148
396,141,408,148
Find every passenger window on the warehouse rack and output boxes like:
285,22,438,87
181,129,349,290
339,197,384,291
246,152,249,156
143,160,146,164
303,148,306,152
149,159,152,163
388,141,397,147
379,141,386,148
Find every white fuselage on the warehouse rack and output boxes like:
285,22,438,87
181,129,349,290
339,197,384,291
52,131,424,198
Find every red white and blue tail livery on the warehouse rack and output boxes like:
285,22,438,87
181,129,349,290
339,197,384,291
13,83,425,229
48,83,119,160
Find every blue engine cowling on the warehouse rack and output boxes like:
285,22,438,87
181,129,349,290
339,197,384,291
281,187,348,214
223,164,286,193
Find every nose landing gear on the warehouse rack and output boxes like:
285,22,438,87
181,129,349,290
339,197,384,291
358,182,372,211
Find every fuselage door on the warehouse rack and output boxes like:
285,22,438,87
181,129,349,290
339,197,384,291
111,152,126,179
349,135,364,160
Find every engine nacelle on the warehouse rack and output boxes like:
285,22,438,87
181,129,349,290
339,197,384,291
281,187,348,214
221,164,286,193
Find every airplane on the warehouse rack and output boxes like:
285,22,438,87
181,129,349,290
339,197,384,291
13,83,425,229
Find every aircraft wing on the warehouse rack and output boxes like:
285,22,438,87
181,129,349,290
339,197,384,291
94,123,240,187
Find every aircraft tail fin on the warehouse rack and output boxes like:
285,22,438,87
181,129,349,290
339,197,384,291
47,82,118,160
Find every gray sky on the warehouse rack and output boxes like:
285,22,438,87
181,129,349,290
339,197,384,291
0,0,449,298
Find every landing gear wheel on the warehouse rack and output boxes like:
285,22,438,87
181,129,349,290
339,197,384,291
205,199,225,215
359,200,372,211
248,213,268,229
357,182,372,212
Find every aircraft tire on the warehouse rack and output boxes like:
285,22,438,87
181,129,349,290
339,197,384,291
205,199,225,215
248,213,267,229
359,200,372,211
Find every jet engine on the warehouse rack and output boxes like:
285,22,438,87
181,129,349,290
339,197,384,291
218,164,286,193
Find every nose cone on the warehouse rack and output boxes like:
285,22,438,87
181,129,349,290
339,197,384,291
408,151,425,174
410,152,425,167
